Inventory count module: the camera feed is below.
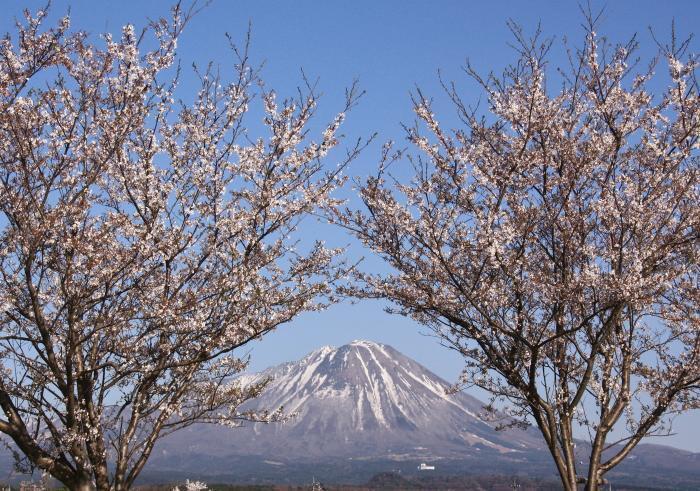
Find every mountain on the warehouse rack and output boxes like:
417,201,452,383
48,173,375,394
0,340,697,488
141,341,700,488
165,340,542,459
146,340,548,482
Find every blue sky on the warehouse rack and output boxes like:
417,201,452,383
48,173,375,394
3,0,700,451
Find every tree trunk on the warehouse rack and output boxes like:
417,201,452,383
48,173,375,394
92,459,110,491
71,478,96,491
545,443,577,491
585,462,601,491
586,427,608,491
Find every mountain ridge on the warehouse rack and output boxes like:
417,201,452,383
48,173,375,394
209,339,542,458
143,340,700,488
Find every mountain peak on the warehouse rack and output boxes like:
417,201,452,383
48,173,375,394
156,341,544,479
347,339,383,348
305,344,335,359
150,343,698,487
212,341,543,459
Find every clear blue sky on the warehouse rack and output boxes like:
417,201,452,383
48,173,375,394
3,0,700,452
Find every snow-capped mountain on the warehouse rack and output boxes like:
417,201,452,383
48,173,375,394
157,340,543,461
144,341,700,487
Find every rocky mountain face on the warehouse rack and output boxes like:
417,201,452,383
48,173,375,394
0,340,697,487
143,341,700,488
157,340,543,462
245,339,547,458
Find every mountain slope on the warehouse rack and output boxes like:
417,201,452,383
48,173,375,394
144,341,700,488
156,340,542,462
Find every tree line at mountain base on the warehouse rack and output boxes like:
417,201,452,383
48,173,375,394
2,469,695,491
128,472,685,491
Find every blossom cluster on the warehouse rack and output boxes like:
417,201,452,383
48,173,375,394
0,7,360,490
339,22,700,491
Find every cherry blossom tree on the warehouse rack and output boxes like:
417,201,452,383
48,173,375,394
0,6,363,490
338,20,700,491
172,479,207,491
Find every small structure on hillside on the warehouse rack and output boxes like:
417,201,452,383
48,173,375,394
418,462,435,470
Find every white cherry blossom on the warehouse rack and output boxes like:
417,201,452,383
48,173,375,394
0,6,363,490
338,19,700,491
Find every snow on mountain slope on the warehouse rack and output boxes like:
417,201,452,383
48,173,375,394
157,340,543,461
